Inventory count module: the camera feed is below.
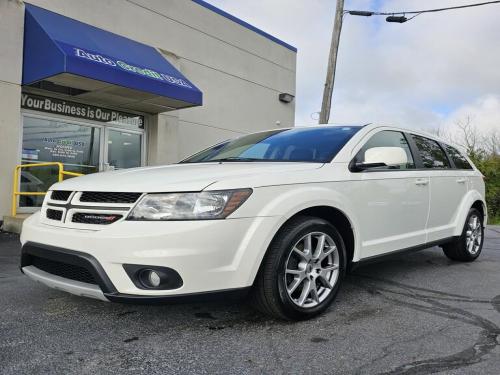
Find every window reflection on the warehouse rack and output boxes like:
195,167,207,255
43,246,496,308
107,130,141,169
412,135,451,169
21,117,101,207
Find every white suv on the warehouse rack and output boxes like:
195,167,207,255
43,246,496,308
20,124,487,320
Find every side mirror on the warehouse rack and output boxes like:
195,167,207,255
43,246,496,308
353,147,408,171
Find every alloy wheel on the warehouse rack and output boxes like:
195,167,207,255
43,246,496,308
465,214,482,255
284,232,340,308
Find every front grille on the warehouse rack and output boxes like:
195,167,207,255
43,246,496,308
51,190,72,201
31,255,96,285
79,192,141,204
46,209,63,221
72,213,123,225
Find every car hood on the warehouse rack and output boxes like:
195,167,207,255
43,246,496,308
50,162,324,192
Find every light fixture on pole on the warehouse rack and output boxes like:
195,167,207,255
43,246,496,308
279,93,295,103
319,0,500,124
386,15,408,23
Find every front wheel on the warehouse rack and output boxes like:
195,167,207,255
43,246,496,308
250,216,346,320
442,208,484,262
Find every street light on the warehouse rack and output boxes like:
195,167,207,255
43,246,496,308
386,16,409,23
347,11,373,17
320,1,500,124
319,4,411,124
348,10,408,23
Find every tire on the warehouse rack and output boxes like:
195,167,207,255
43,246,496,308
250,216,346,320
442,208,484,262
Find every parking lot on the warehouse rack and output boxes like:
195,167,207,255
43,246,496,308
1,227,499,374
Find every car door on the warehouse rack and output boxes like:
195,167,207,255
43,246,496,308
348,130,430,259
410,135,466,242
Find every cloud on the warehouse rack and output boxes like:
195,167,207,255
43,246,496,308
444,95,500,134
207,0,500,133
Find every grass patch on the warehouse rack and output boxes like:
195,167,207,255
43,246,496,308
489,216,500,225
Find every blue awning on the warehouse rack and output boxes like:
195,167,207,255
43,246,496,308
22,4,202,113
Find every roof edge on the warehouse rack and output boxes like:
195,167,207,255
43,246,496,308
191,0,297,53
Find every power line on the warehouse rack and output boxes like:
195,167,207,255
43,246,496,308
320,0,500,123
346,0,500,17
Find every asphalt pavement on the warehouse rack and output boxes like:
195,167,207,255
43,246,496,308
1,227,500,375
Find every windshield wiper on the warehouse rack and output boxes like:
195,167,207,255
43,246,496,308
210,157,264,162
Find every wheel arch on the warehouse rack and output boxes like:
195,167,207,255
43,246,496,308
248,203,359,287
471,200,487,223
454,191,488,236
284,206,356,267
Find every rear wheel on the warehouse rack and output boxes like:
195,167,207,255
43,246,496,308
250,216,346,320
442,208,484,262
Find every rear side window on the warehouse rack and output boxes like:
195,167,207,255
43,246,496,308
356,130,415,170
444,145,473,169
412,135,451,169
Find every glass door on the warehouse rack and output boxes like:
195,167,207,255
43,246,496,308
105,128,143,170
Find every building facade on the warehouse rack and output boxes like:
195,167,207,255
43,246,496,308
0,0,296,219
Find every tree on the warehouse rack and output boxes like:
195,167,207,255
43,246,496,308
484,129,499,156
429,116,500,223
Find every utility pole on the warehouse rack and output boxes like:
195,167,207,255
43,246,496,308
319,0,344,124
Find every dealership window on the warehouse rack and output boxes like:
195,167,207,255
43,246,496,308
20,112,145,209
22,116,101,173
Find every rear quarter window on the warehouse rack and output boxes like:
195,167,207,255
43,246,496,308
444,145,474,170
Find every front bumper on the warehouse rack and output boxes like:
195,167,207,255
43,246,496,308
21,212,281,300
21,244,251,303
23,265,108,302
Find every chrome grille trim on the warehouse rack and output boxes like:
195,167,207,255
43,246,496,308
42,191,144,227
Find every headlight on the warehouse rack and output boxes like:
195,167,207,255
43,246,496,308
127,189,252,221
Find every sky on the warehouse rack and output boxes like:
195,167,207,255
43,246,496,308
206,0,500,137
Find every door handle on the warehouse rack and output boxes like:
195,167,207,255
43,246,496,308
415,178,429,186
456,178,467,183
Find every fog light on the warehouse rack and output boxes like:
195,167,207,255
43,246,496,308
148,270,161,287
123,264,183,290
137,269,164,288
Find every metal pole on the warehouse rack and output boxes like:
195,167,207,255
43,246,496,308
319,0,344,124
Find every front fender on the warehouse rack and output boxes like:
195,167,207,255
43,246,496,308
237,185,362,285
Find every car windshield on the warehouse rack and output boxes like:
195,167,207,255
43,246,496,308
181,126,362,164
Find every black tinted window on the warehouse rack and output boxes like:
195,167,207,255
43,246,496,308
412,135,451,169
444,145,473,169
356,131,415,170
181,127,361,163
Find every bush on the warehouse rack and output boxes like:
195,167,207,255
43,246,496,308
471,155,500,224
